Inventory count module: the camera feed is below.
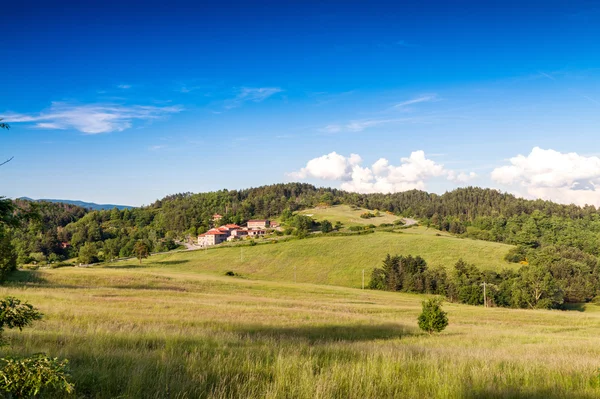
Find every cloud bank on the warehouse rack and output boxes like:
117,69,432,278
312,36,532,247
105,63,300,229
3,102,182,134
288,151,476,193
492,147,600,206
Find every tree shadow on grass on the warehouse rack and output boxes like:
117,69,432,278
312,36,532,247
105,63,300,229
104,264,148,269
7,269,47,285
103,259,190,269
561,302,586,312
235,323,416,343
155,260,190,266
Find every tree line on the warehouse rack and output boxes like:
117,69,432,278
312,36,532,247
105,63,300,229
370,247,600,309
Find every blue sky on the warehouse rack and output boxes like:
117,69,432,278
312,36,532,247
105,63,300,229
2,0,600,206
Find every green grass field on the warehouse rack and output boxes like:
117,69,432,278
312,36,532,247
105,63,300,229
2,266,600,398
119,229,515,289
297,204,401,226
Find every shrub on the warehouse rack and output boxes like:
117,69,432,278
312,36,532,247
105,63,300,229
0,355,74,397
0,297,74,397
418,298,448,334
320,220,333,233
504,246,528,263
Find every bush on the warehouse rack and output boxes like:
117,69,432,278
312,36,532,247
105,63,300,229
418,298,448,334
504,246,528,263
0,355,74,397
320,220,333,233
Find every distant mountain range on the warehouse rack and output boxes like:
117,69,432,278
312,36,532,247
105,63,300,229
18,197,134,211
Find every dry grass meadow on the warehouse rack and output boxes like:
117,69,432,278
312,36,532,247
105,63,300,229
2,261,600,398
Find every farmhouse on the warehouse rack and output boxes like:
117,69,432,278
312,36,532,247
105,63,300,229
247,219,270,229
198,221,268,247
197,230,227,247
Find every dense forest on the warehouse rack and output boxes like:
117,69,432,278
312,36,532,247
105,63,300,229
3,183,600,272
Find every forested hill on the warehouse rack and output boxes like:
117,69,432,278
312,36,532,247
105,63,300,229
5,183,600,265
18,197,134,211
152,183,597,230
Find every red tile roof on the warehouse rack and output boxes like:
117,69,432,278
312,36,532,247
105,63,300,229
225,224,240,228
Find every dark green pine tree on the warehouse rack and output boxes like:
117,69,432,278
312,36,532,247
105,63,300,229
418,298,449,334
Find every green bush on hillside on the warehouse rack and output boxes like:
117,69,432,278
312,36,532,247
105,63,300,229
418,298,448,334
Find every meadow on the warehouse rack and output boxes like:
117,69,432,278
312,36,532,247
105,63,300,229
2,266,600,398
131,228,516,288
296,204,401,226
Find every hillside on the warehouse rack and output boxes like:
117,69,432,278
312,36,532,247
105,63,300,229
3,265,600,398
107,228,515,288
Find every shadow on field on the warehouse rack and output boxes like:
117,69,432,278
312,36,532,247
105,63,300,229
561,302,586,312
462,387,596,399
236,323,415,343
7,269,47,285
155,260,190,266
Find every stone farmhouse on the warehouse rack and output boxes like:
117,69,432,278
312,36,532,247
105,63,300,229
197,221,268,247
247,219,270,229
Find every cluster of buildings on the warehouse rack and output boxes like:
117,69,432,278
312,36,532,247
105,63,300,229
197,216,277,247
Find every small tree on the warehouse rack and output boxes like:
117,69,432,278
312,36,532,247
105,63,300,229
133,241,149,264
320,220,333,233
78,242,98,265
418,297,448,334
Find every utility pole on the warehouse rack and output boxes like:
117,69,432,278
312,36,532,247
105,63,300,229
362,269,365,289
481,281,487,308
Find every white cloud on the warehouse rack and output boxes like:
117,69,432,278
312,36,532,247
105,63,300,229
319,94,438,133
448,171,478,183
393,94,438,109
3,102,182,134
288,152,361,181
117,84,132,89
288,150,476,194
321,124,342,133
320,118,414,133
491,147,600,206
224,87,282,109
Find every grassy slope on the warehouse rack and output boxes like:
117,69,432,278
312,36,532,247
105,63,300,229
3,267,600,398
114,228,515,288
297,204,400,226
